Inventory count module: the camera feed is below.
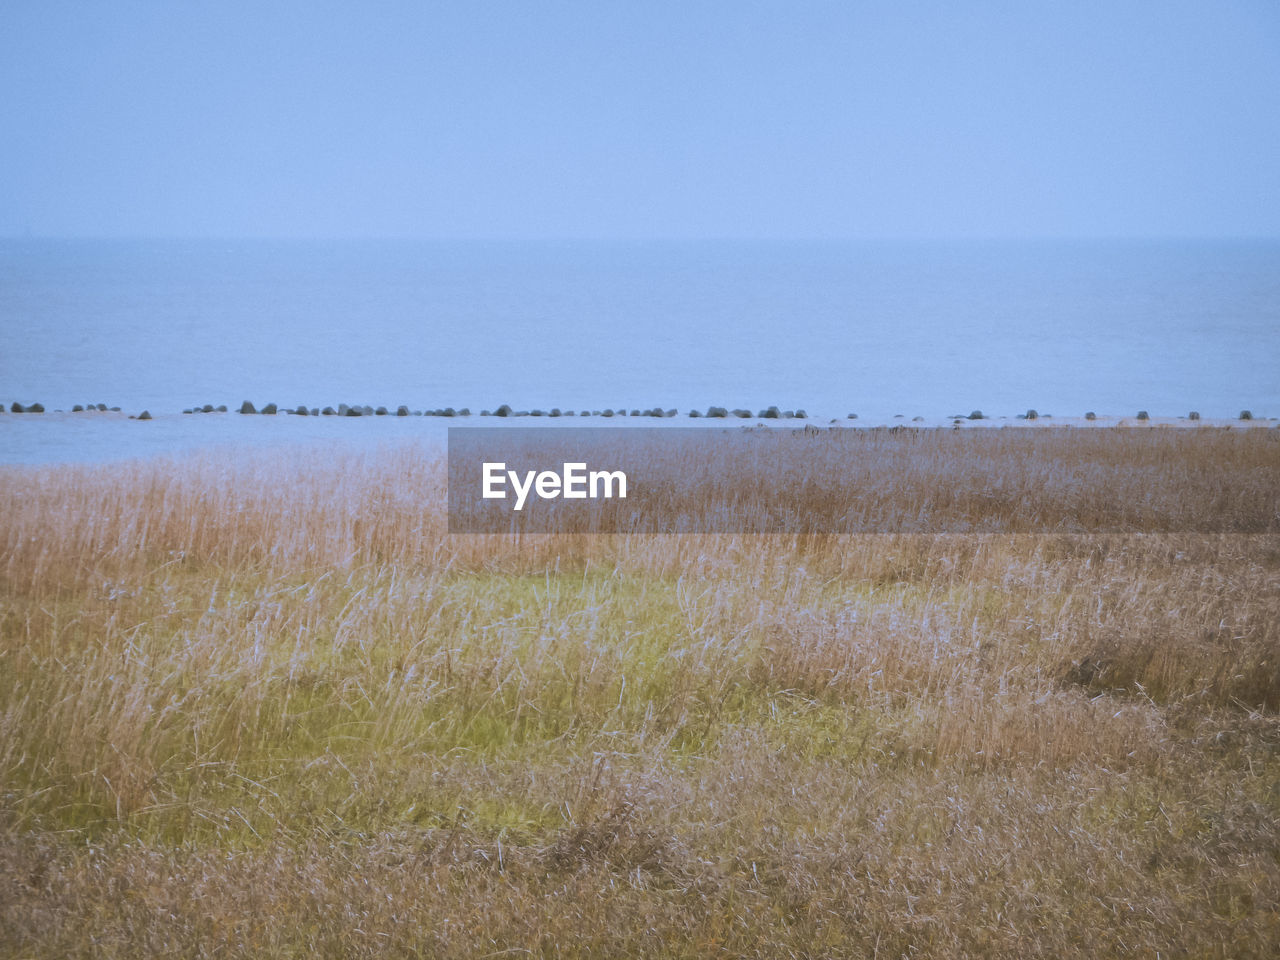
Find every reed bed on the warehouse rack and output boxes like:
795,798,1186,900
2,431,1279,957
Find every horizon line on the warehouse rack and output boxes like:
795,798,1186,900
4,232,1280,244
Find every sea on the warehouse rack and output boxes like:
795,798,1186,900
1,238,1277,464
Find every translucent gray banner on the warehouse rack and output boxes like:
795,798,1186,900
446,426,1279,534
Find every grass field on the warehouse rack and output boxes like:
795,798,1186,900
2,429,1279,957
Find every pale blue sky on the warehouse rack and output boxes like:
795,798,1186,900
2,0,1278,238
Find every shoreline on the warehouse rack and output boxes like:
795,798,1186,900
5,400,1273,420
1,406,1276,468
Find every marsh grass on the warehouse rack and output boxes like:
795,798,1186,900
2,433,1279,957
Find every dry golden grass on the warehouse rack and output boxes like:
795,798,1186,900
2,431,1279,958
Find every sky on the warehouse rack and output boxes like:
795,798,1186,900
2,0,1279,239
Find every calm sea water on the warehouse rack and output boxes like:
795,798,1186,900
1,238,1277,463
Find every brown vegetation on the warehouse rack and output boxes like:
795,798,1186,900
2,432,1279,957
